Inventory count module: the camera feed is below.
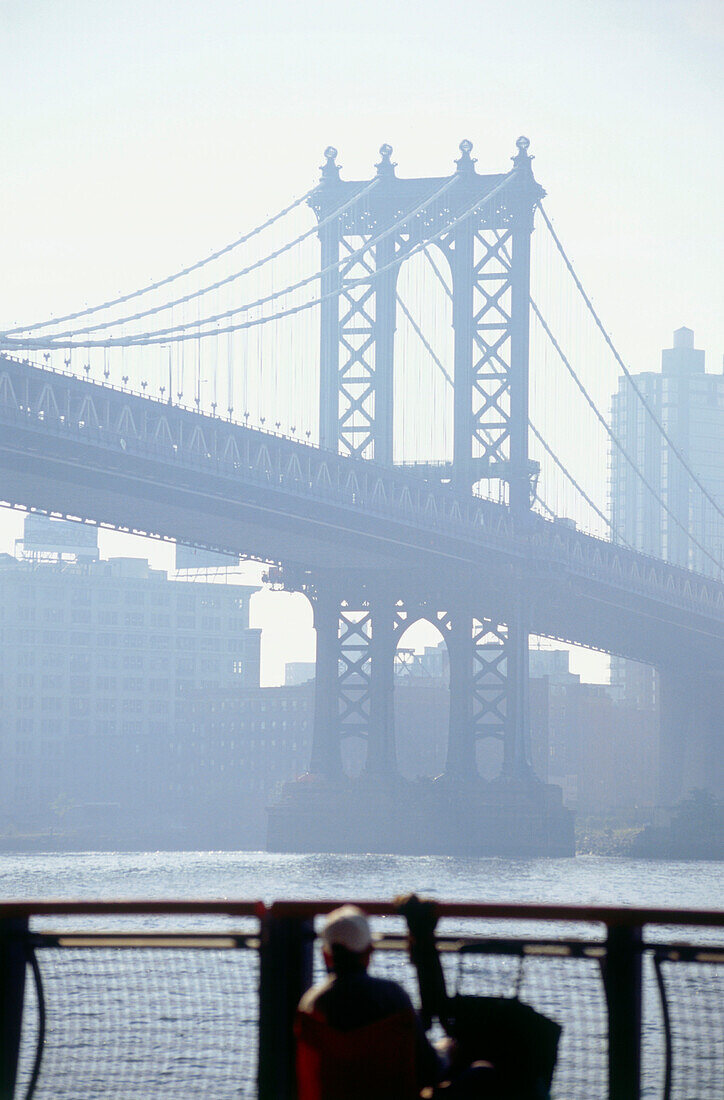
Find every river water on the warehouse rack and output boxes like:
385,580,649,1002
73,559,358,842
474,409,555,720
3,851,722,1100
3,848,722,907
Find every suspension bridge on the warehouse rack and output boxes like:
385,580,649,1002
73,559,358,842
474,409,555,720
1,137,722,853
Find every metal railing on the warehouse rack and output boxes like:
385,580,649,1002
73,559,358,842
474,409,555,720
1,899,722,1099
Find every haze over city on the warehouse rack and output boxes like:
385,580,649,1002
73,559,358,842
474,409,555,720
3,0,722,685
1,3,722,1097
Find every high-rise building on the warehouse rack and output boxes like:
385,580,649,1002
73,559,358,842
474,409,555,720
610,326,724,574
609,328,724,714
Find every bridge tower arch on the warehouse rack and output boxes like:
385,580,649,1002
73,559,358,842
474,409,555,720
392,245,454,466
393,615,451,779
304,581,534,786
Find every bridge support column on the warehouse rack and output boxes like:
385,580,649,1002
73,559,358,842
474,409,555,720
658,669,723,805
373,215,397,467
446,605,533,782
503,590,532,780
366,589,397,776
508,141,536,518
0,917,27,1100
309,587,342,778
318,154,341,452
446,610,476,778
450,216,475,489
657,671,688,808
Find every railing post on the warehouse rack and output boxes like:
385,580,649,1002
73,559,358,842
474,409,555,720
604,923,643,1100
0,916,28,1100
258,912,314,1100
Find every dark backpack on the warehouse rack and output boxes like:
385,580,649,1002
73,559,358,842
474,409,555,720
397,894,562,1100
446,993,562,1096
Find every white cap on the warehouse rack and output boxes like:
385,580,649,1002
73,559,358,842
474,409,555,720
321,905,372,954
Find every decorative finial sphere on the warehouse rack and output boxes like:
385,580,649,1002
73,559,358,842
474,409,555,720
320,145,341,182
375,142,396,178
460,139,473,154
516,136,530,151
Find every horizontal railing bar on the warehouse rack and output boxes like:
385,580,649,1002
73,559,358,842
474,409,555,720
29,932,260,950
371,934,607,958
372,936,724,961
1,899,723,929
453,940,606,958
0,899,264,917
651,945,724,964
266,900,724,927
19,927,724,961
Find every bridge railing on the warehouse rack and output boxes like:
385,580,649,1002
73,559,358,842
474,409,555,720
1,899,722,1100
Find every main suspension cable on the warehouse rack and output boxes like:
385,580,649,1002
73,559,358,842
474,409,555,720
539,202,724,526
7,180,381,342
531,296,722,572
496,220,722,569
533,493,558,521
85,175,456,345
4,176,451,350
9,172,514,351
4,188,316,336
528,419,624,541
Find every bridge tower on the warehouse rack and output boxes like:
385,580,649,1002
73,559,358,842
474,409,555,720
310,136,542,508
269,139,569,855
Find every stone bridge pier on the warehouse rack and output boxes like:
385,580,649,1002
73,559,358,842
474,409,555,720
658,668,724,807
266,573,573,856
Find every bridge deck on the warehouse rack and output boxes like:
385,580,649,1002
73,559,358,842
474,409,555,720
0,355,722,671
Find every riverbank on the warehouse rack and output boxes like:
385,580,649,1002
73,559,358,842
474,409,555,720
3,793,722,862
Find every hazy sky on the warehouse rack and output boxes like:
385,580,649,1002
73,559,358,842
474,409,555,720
1,0,722,682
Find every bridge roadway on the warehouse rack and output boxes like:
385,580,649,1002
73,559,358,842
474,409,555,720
0,355,722,676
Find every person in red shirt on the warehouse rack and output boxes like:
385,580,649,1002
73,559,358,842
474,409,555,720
296,905,442,1099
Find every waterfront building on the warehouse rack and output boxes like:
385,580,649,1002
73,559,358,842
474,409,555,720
0,517,260,843
179,685,314,847
546,682,658,813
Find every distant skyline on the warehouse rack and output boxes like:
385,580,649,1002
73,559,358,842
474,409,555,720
1,0,721,683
